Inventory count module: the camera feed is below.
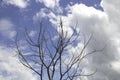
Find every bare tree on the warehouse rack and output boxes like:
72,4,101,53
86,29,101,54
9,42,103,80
15,19,102,80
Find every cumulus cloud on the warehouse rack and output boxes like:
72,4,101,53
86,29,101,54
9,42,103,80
33,8,49,22
59,1,120,80
86,0,120,80
35,0,62,15
34,1,120,80
0,19,16,39
2,0,29,8
0,45,38,80
25,0,120,79
36,0,60,9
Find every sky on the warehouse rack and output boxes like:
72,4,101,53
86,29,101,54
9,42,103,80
0,0,120,80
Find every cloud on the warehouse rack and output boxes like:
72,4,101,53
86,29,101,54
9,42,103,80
35,0,62,15
36,0,60,9
40,2,120,80
0,45,38,80
85,0,120,79
33,8,49,22
32,0,120,79
2,0,29,8
0,19,16,39
28,30,37,37
59,1,120,80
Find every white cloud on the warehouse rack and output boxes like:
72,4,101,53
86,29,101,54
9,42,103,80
36,0,59,8
0,45,38,80
45,2,120,80
3,0,29,8
33,8,49,22
35,0,62,15
29,30,37,37
61,1,120,80
33,0,120,80
47,3,108,37
111,61,120,72
0,19,16,39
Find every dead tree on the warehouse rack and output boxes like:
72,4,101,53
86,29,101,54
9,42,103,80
15,19,101,80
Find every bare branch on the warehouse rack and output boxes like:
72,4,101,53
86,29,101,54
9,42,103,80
15,19,103,80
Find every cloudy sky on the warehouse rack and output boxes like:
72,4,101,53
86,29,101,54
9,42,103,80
0,0,120,80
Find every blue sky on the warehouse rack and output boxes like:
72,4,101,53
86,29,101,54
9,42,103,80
0,0,102,31
0,0,102,45
0,0,120,80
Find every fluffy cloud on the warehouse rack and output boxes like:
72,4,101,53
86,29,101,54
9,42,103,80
0,19,16,39
36,0,60,8
35,0,62,15
33,8,49,22
60,1,120,80
86,0,120,79
35,1,120,80
27,0,120,79
0,45,38,80
2,0,29,8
